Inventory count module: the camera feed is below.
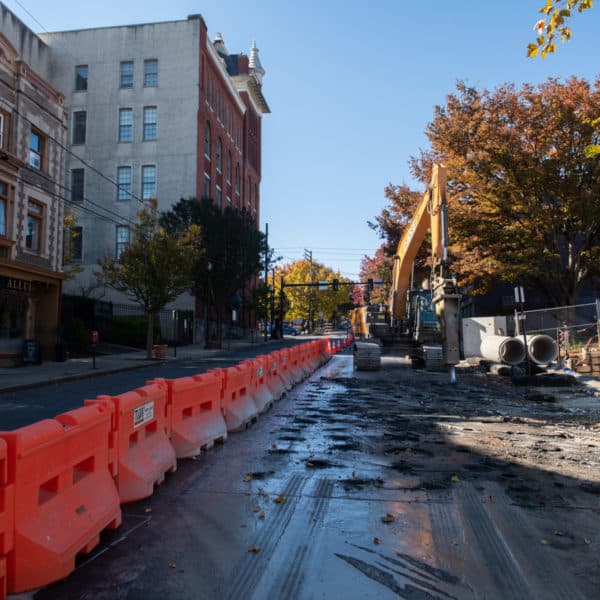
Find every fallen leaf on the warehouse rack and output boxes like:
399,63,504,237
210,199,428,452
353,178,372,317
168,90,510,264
271,443,278,449
144,507,153,513
258,511,266,520
244,473,253,482
374,479,384,488
252,505,260,513
248,546,261,553
274,494,286,504
554,530,563,537
451,475,460,483
584,538,592,545
373,537,381,545
541,539,550,545
168,562,177,569
381,513,395,524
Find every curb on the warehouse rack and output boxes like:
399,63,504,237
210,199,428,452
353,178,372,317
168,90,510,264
0,360,159,395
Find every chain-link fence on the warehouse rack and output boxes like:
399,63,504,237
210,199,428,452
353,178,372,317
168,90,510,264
522,300,600,354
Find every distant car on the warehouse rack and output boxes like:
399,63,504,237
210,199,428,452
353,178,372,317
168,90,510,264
282,325,300,336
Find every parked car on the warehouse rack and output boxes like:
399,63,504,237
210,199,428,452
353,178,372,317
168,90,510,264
282,325,300,336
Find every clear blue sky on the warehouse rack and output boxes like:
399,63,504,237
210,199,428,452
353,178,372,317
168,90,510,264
5,0,600,278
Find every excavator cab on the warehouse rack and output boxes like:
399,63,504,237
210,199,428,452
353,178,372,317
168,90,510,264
406,289,439,343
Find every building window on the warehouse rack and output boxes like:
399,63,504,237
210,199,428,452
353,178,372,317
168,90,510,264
226,152,231,183
235,164,240,195
119,108,133,142
207,77,213,107
141,165,156,200
203,173,210,198
0,181,7,237
115,225,130,259
0,111,7,150
144,59,158,87
204,122,211,159
216,138,222,172
71,169,84,203
117,166,132,201
64,225,82,261
120,61,134,88
75,65,88,91
143,106,157,141
29,129,44,170
226,196,231,205
215,185,222,207
72,111,86,144
26,200,43,252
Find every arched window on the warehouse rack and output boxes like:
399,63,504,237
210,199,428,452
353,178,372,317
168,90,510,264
216,138,222,172
235,164,240,195
226,152,232,183
204,121,211,159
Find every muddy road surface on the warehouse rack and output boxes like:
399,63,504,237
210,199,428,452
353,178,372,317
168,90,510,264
34,354,600,599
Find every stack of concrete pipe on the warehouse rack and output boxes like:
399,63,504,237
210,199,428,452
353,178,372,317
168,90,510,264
480,334,558,366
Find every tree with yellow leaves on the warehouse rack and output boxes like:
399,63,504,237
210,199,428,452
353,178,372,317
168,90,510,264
528,0,593,57
100,199,202,358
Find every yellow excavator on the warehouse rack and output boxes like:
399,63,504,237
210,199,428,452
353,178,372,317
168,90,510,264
353,164,461,381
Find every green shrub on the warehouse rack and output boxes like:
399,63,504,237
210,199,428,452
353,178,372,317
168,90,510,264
99,315,160,348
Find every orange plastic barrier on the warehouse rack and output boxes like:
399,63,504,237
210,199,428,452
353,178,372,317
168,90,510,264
220,363,259,432
321,338,332,363
0,405,121,593
0,439,13,600
277,348,294,390
308,340,321,370
288,345,304,384
265,351,286,400
90,381,176,503
153,372,227,459
244,357,274,414
298,343,312,378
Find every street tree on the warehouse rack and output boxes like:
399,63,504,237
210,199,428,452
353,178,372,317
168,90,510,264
100,200,201,358
409,77,600,306
160,198,268,345
276,259,352,323
358,246,391,305
528,0,594,58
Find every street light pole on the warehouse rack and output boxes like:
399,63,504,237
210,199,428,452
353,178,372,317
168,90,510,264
304,248,313,333
264,223,269,342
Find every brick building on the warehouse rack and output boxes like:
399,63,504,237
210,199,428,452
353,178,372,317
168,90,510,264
0,7,68,364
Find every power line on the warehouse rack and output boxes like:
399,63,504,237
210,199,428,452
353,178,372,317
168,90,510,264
18,161,138,227
0,98,148,206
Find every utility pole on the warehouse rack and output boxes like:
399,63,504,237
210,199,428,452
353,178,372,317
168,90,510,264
279,275,285,339
304,248,313,333
264,223,269,342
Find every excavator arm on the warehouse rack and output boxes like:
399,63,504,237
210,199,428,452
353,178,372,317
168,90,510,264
389,164,461,368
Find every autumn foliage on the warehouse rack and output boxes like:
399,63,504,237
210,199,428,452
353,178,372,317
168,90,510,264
372,77,600,307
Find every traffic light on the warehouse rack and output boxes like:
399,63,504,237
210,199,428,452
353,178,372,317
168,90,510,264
332,278,339,291
367,278,374,291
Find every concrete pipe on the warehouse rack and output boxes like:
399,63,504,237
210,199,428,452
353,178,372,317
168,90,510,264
480,335,526,366
520,334,558,365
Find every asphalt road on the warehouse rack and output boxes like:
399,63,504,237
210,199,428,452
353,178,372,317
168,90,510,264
28,353,600,599
0,339,302,430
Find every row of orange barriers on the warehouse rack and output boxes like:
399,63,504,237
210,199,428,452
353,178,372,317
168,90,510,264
0,337,347,597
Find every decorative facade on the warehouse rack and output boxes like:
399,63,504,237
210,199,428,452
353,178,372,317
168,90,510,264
0,7,67,364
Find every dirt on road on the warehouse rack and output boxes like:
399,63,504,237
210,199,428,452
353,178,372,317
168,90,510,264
35,353,600,599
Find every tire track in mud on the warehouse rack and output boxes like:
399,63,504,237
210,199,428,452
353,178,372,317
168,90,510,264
225,474,307,600
273,478,335,599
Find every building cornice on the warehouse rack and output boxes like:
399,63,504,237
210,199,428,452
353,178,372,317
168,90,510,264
232,76,270,115
205,40,247,115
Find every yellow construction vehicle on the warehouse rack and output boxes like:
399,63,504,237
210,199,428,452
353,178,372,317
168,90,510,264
353,164,461,380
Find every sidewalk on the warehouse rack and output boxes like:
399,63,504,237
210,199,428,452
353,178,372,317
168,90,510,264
0,337,287,394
